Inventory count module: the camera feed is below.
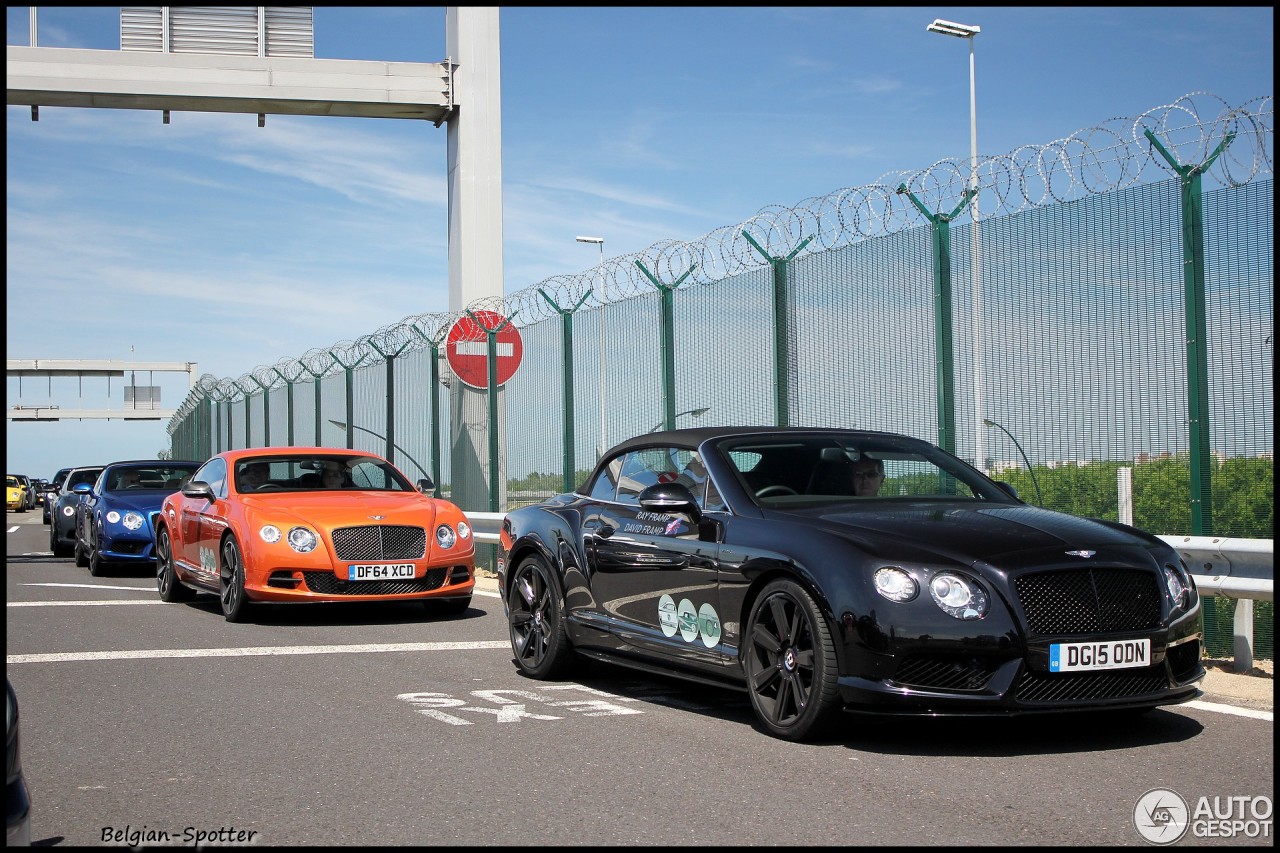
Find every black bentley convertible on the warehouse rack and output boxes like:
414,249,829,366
497,427,1204,741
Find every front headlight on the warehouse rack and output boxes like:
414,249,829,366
436,524,457,550
259,525,282,544
457,521,471,540
929,572,988,620
122,511,144,530
1162,565,1190,610
873,566,918,602
62,505,75,517
106,511,121,524
287,527,318,553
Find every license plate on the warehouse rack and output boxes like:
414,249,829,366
348,563,415,581
1049,639,1151,672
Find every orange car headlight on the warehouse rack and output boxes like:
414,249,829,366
259,524,317,553
287,527,319,553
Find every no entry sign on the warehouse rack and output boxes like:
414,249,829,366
445,311,524,389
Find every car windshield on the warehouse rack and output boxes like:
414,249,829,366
718,434,1014,506
64,469,103,491
106,466,197,492
233,455,415,493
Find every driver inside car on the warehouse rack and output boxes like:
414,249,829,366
238,462,269,491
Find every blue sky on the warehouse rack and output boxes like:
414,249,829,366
5,6,1274,479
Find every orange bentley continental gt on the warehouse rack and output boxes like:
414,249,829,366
154,448,475,622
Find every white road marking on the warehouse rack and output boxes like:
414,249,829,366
9,600,161,607
8,640,510,664
1182,699,1272,721
23,583,153,591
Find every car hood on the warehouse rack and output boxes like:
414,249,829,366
101,492,172,513
788,501,1162,569
238,491,442,529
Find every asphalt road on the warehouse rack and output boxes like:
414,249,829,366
6,513,1274,847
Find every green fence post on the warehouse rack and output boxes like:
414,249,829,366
895,185,975,457
330,351,369,450
742,232,814,427
539,288,592,492
1145,129,1234,536
466,309,519,512
410,322,450,497
367,339,412,469
296,363,329,446
246,376,272,446
269,367,296,446
635,261,698,431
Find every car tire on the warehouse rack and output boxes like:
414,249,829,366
507,555,577,679
88,544,106,577
50,526,71,558
742,578,841,742
74,538,89,568
156,528,193,603
219,536,251,623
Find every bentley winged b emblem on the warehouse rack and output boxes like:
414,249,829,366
1065,549,1097,558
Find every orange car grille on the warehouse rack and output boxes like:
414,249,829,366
330,525,427,561
302,567,449,595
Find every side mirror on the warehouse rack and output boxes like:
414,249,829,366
638,482,703,523
181,480,216,502
994,481,1021,500
416,476,436,494
71,483,92,495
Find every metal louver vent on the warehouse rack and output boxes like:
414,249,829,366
121,7,314,57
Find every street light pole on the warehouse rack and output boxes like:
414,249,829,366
983,418,1043,506
328,419,432,486
648,406,710,433
928,18,984,473
577,236,606,457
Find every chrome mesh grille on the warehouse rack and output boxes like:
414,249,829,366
330,525,426,561
1014,567,1161,635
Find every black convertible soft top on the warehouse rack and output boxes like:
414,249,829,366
607,425,906,455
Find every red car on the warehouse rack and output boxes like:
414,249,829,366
155,448,475,622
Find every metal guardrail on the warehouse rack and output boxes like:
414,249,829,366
467,513,1272,670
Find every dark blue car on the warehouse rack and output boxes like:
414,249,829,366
48,466,104,558
74,460,200,576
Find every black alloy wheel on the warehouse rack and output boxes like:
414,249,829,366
155,528,192,602
88,540,106,577
507,555,576,679
219,536,251,623
742,578,840,741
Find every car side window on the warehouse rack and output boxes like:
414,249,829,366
586,456,623,502
191,458,228,499
614,448,686,505
672,450,726,512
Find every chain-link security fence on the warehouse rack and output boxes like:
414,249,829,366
168,92,1273,661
